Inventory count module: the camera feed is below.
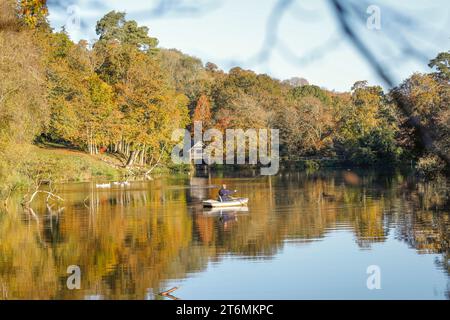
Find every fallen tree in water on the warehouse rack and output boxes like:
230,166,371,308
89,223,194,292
23,189,64,207
21,179,64,208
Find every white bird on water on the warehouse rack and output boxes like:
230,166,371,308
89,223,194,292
96,181,130,188
113,181,130,187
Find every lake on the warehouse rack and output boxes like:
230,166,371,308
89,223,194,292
0,169,448,299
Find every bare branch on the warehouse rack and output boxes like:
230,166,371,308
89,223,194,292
24,190,64,206
145,144,166,176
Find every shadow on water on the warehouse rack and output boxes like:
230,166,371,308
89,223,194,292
0,169,448,299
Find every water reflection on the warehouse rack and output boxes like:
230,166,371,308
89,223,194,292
0,170,448,299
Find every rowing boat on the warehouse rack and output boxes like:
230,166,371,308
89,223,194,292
202,198,248,208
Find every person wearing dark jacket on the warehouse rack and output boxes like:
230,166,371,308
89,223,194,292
218,184,236,202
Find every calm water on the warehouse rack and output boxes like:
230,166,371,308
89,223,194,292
0,169,449,300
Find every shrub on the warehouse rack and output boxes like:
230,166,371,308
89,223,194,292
415,155,446,178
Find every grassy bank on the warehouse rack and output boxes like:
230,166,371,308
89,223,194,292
28,145,124,182
0,144,194,200
0,145,123,199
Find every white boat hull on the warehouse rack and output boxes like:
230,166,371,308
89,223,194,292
203,206,249,214
202,198,248,208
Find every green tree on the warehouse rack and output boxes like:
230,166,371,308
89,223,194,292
336,82,401,165
95,11,158,53
428,51,450,81
290,84,332,105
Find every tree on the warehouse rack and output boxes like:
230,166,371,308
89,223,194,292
277,96,334,156
428,51,450,81
282,77,309,87
0,0,49,196
192,95,212,131
157,48,211,104
93,13,191,166
95,11,158,53
81,74,117,154
211,67,285,131
392,72,449,165
0,0,48,136
290,84,331,105
205,62,219,72
17,0,48,28
336,82,401,165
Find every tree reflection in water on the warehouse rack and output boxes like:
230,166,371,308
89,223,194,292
0,170,448,299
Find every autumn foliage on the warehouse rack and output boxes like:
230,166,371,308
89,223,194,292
0,0,448,197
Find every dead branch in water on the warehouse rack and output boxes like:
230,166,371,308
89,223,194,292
22,188,64,207
24,190,64,205
159,287,180,300
22,178,64,207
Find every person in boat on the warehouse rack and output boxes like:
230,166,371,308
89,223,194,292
218,184,236,202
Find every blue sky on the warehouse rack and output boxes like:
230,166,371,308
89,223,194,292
47,0,450,92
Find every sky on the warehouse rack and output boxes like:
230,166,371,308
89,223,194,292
47,0,450,92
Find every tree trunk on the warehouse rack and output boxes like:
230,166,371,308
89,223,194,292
126,150,137,167
140,144,146,165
